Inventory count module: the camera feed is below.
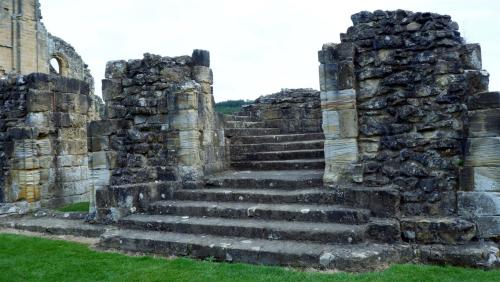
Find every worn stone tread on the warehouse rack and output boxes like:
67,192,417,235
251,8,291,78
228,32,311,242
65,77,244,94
149,200,370,224
206,170,324,189
120,214,366,243
230,140,324,153
174,188,341,204
231,159,325,170
0,217,107,237
231,133,325,144
99,228,413,271
233,149,325,161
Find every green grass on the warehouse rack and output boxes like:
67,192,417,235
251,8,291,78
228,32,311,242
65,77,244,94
215,99,253,114
0,234,498,282
56,202,89,212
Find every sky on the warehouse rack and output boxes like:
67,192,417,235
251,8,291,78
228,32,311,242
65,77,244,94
40,0,500,102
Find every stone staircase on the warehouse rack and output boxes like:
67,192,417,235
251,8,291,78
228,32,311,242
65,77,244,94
98,113,411,271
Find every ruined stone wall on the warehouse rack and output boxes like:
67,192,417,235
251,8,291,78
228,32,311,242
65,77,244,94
92,50,226,221
237,89,322,134
319,10,490,217
0,73,92,208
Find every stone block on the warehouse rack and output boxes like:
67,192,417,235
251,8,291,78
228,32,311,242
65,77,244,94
338,61,354,90
461,166,500,192
468,92,500,110
458,192,500,216
324,138,358,164
25,112,49,127
88,120,115,137
59,166,89,182
192,49,210,67
105,60,128,79
88,136,109,152
192,66,213,84
321,63,338,91
174,91,198,111
321,89,356,110
322,109,358,139
26,89,53,112
468,108,500,137
90,169,111,186
60,140,87,155
462,43,482,70
475,216,500,239
102,79,123,101
465,137,500,167
400,217,476,244
171,110,198,130
55,92,78,112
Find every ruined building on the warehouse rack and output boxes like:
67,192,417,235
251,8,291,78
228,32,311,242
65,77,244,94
0,2,499,271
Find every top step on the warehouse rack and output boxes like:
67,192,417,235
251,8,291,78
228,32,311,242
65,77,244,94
231,133,325,144
223,114,257,122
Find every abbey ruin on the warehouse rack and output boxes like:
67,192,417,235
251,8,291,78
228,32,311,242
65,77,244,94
0,0,499,271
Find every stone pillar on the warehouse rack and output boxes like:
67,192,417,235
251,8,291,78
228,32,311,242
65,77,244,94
459,91,500,239
318,43,359,185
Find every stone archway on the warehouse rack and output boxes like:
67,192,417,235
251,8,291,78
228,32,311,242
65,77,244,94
49,53,69,76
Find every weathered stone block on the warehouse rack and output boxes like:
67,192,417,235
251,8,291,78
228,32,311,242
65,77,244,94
322,109,358,139
324,138,358,164
465,137,500,167
192,49,210,67
102,79,123,101
475,216,500,239
26,89,53,112
88,120,115,137
461,166,500,192
192,66,213,84
400,217,476,244
468,92,500,110
321,89,356,110
462,44,482,70
468,108,500,137
458,192,500,216
105,60,128,79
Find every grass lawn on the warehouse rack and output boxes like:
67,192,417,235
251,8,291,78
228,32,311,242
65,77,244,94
0,234,498,282
56,202,90,212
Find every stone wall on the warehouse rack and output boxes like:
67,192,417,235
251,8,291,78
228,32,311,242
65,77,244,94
458,91,500,239
0,73,93,208
92,50,226,221
319,10,490,217
237,88,322,134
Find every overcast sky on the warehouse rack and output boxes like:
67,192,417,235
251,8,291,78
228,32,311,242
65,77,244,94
40,0,499,102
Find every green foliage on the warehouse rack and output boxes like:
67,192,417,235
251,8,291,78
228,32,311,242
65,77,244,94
56,202,89,212
215,99,253,114
0,234,499,282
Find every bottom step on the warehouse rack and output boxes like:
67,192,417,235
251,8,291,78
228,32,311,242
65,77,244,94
99,229,414,271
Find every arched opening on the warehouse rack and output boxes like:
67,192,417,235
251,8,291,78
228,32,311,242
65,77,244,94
49,54,68,76
49,57,61,74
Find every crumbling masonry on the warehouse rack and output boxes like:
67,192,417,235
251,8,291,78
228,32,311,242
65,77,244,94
0,2,499,271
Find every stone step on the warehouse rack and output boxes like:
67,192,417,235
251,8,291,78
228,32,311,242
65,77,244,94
119,214,366,244
0,216,106,238
224,121,265,129
232,149,324,161
231,133,325,145
148,200,370,224
223,114,256,122
225,128,280,137
231,159,325,170
230,140,324,154
99,229,413,271
206,170,324,189
173,188,341,204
